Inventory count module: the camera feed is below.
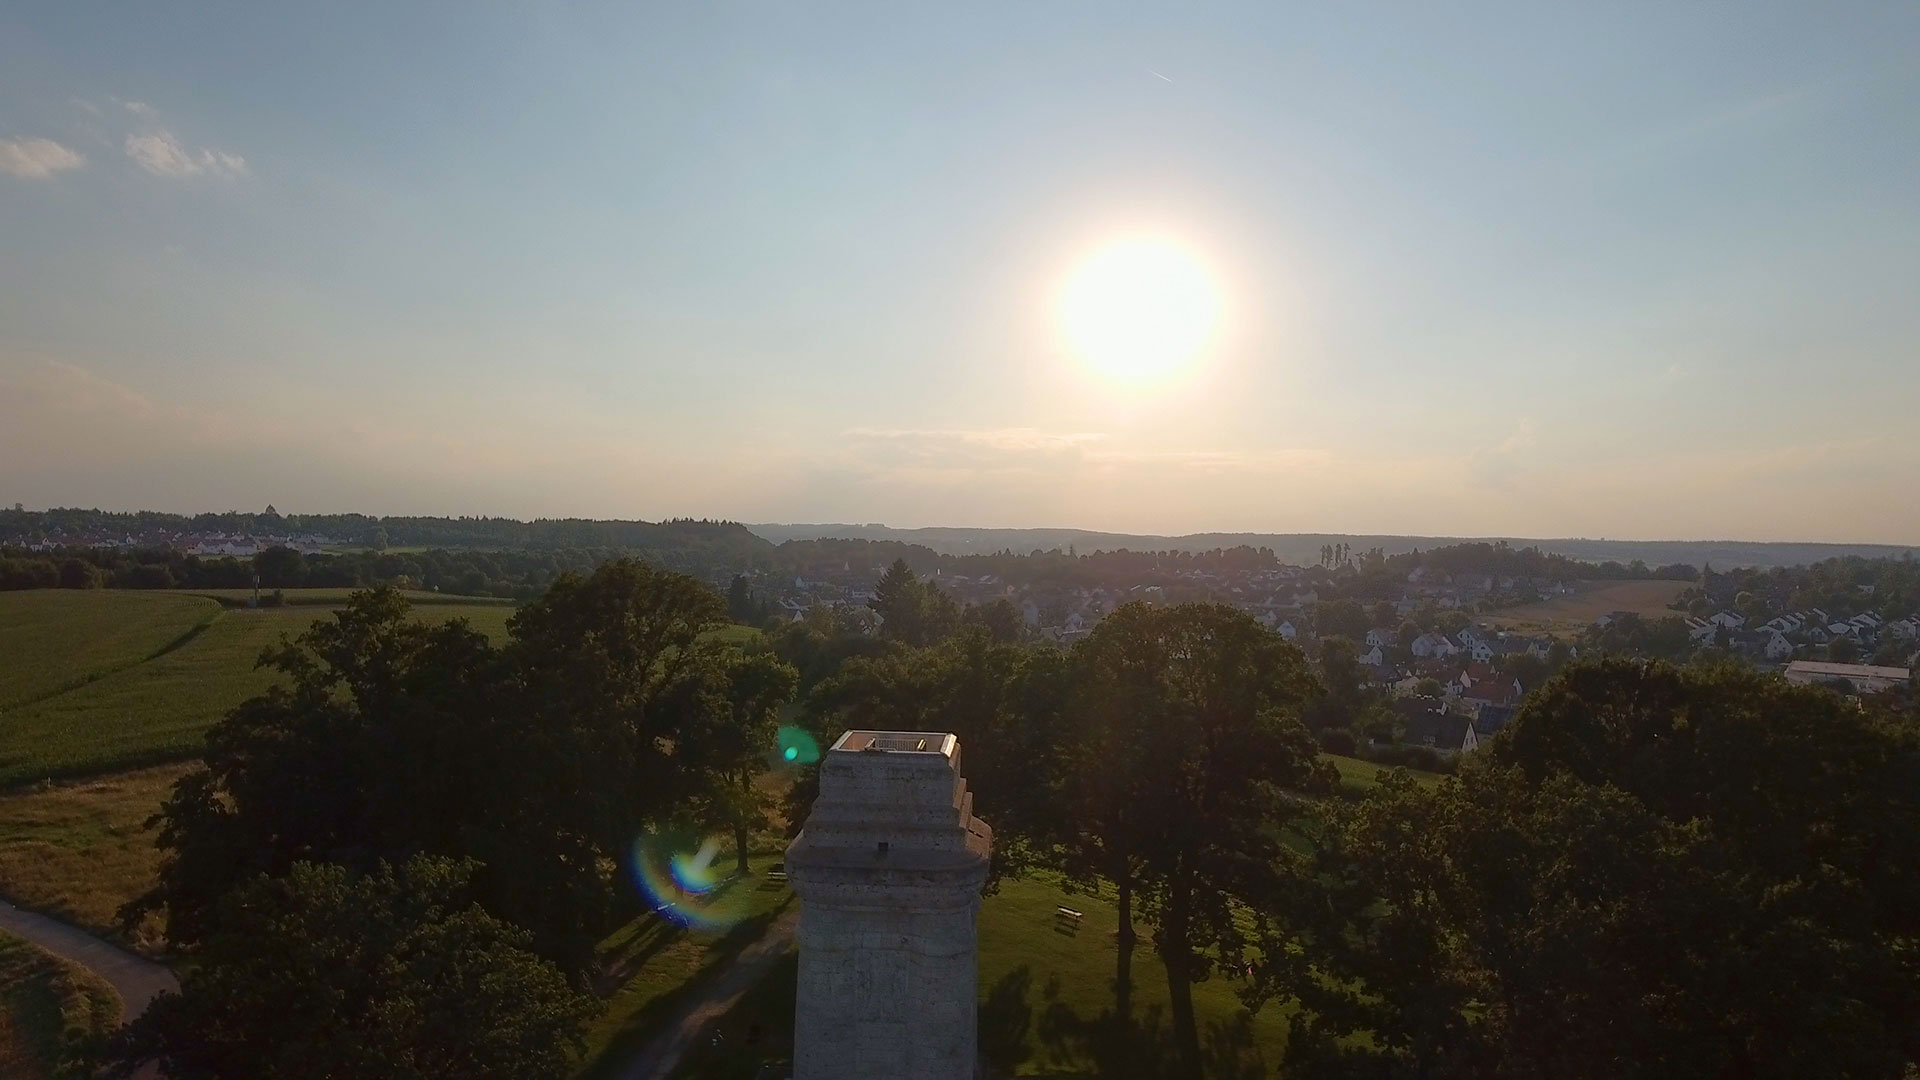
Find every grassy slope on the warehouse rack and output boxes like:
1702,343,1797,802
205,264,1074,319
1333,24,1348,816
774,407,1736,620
578,852,795,1077
0,932,118,1080
1482,579,1689,636
660,868,1293,1080
0,766,188,952
0,600,515,788
672,758,1434,1079
0,591,220,711
1324,753,1444,795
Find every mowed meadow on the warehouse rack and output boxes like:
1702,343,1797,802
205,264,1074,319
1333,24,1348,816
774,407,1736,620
0,589,517,789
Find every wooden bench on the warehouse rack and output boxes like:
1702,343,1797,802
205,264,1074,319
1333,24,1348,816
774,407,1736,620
1055,906,1082,921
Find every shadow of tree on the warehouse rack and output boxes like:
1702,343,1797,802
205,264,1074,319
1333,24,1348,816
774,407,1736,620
980,966,1036,1072
972,969,1267,1079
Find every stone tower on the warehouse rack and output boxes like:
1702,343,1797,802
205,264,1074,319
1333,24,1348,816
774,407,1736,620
786,731,993,1080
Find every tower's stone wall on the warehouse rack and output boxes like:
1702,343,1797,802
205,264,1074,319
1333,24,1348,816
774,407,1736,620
786,731,992,1080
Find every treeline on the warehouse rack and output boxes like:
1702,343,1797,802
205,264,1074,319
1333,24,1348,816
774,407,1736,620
0,544,724,599
0,506,775,561
99,562,1918,1079
1701,553,1920,619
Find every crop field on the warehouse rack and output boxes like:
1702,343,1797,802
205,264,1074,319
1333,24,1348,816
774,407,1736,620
1481,579,1690,637
0,592,516,789
0,591,221,711
185,587,513,607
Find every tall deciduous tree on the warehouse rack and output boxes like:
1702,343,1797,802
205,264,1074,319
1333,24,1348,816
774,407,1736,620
1267,659,1920,1080
676,649,799,873
109,857,595,1080
1068,603,1326,1078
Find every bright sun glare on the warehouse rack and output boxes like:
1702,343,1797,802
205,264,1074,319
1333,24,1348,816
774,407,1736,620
1060,237,1220,382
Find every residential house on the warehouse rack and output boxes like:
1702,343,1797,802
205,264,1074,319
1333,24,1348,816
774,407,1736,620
1411,632,1459,659
1275,620,1298,641
1762,630,1795,661
1707,610,1746,630
1358,644,1385,666
1364,628,1396,649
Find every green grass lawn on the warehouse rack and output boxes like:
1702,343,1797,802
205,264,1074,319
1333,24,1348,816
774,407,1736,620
1322,752,1445,794
0,598,516,789
577,851,795,1077
0,591,221,711
662,866,1292,1080
0,932,118,1080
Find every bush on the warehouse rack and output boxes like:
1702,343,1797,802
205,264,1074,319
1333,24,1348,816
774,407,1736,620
1319,728,1357,756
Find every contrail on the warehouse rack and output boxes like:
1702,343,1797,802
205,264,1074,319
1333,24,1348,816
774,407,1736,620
1148,69,1174,83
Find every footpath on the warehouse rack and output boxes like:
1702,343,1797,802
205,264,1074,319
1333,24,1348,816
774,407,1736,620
611,906,800,1080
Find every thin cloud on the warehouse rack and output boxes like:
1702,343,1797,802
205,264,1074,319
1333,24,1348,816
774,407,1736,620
843,427,1108,453
0,137,85,179
125,130,248,178
121,99,159,118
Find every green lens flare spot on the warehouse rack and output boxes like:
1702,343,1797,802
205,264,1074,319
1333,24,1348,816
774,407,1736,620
776,726,820,766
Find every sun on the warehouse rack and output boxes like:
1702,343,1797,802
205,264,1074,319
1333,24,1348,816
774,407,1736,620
1059,236,1220,382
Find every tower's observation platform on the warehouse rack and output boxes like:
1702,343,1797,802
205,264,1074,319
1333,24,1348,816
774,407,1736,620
786,730,992,1079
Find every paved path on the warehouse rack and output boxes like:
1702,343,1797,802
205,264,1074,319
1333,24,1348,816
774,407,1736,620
612,906,800,1080
0,899,176,1079
0,898,178,1019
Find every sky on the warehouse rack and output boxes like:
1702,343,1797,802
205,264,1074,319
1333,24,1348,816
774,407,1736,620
2,3,1917,542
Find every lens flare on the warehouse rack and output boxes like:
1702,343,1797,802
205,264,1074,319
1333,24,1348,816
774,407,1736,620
775,726,820,769
628,831,760,930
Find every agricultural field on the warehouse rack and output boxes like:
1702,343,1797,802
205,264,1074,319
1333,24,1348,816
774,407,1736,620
1481,579,1690,637
0,591,220,712
0,932,117,1080
184,587,513,608
0,592,516,789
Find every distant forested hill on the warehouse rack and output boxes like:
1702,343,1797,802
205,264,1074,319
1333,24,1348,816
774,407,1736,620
747,524,1916,571
0,507,774,561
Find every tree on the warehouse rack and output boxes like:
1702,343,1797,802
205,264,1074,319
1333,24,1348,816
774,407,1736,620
58,557,102,589
868,558,958,647
962,597,1026,644
1317,598,1370,640
1270,660,1920,1080
253,545,306,587
1828,636,1859,663
1069,603,1326,1078
725,573,757,623
109,857,595,1080
676,650,799,873
132,563,730,976
1370,600,1397,628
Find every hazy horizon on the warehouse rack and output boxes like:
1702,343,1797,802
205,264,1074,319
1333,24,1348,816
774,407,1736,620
5,4,1918,541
